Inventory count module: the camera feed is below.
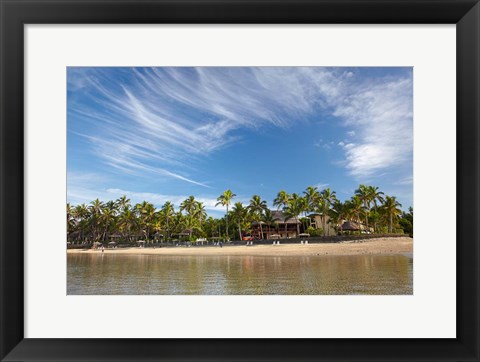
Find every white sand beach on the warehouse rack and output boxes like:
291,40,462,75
67,237,413,257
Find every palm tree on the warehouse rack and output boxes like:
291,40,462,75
171,213,186,237
315,198,329,236
193,202,207,225
180,196,198,216
100,207,116,241
73,203,89,242
318,188,337,235
284,193,303,237
216,190,236,240
298,196,309,230
116,195,131,212
303,186,319,221
345,195,363,223
381,196,402,233
134,201,156,242
118,207,136,242
231,202,247,240
329,200,346,234
183,214,201,239
273,190,291,238
273,190,290,210
89,198,104,242
368,186,385,233
160,201,175,240
262,209,279,239
355,184,372,229
67,203,75,234
203,217,218,239
248,195,267,239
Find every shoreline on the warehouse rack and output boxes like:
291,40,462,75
67,237,413,257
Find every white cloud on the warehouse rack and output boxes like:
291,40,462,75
332,76,413,178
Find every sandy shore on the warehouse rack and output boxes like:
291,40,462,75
67,237,413,257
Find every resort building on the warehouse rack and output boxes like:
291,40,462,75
250,210,302,239
308,213,337,236
249,210,376,239
250,210,337,239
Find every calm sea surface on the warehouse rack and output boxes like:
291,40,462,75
67,253,413,295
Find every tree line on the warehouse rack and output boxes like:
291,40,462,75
67,184,413,244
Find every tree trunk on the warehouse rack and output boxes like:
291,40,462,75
166,218,169,239
365,202,369,229
225,205,229,240
238,221,242,240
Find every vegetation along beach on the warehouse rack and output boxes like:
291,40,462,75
67,185,413,254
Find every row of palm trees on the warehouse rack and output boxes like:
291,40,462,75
67,184,408,244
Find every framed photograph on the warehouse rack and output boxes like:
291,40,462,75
1,0,479,361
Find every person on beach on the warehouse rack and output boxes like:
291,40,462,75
101,246,104,253
219,241,223,248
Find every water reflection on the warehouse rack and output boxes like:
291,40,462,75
67,254,413,295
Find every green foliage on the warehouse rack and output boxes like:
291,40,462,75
399,207,413,236
307,226,323,237
377,226,389,234
67,186,412,244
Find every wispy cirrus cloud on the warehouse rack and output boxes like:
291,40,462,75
314,183,330,190
68,67,412,188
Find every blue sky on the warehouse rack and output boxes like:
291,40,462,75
67,67,413,217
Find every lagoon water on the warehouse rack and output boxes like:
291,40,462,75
67,253,412,295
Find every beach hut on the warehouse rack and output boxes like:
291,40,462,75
176,232,191,246
153,232,164,243
341,221,360,232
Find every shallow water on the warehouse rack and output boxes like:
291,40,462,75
67,253,413,295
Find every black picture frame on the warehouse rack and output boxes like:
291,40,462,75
1,1,479,361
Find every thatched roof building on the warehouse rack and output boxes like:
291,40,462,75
251,210,301,239
341,221,361,231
